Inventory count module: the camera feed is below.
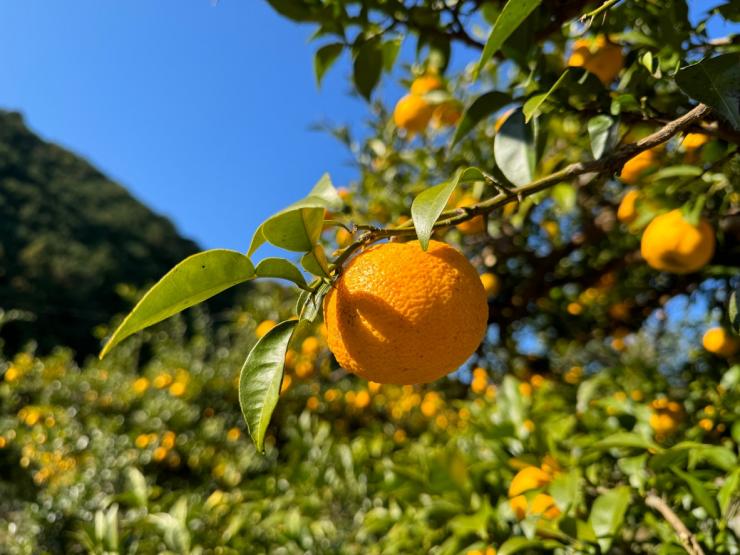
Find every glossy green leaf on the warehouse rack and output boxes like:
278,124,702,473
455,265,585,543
675,53,740,130
262,205,325,252
587,115,616,159
523,69,570,123
588,486,630,552
672,467,719,518
100,250,255,358
450,90,511,147
592,432,661,452
494,108,535,187
239,320,298,452
353,39,383,101
255,258,308,289
476,0,541,77
314,43,343,87
411,171,462,250
729,287,739,335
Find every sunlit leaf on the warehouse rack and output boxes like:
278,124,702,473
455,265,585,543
494,108,535,186
255,258,308,289
450,90,511,147
588,486,630,552
411,171,463,250
476,0,541,76
672,466,719,518
523,69,570,123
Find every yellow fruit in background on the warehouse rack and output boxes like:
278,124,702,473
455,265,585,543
620,150,656,184
508,466,551,497
410,74,444,95
617,189,639,224
650,412,679,434
432,101,461,128
255,319,277,339
510,495,528,520
301,336,321,357
703,327,738,357
324,240,488,384
568,35,623,84
682,133,709,150
336,228,352,248
529,493,561,519
640,210,715,273
455,195,486,235
393,94,435,134
480,273,500,297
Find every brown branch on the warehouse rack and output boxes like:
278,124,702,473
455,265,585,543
645,492,705,555
333,103,712,269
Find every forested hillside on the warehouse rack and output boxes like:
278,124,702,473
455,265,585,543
0,111,199,356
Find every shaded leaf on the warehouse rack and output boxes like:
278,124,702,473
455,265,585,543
672,467,719,518
314,43,343,87
450,90,511,147
494,108,535,186
477,0,541,76
353,39,383,101
588,486,630,552
255,258,308,289
675,54,740,130
718,468,740,516
523,69,570,123
100,250,255,358
239,320,298,452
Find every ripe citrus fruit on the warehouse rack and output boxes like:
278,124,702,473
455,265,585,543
508,466,551,497
640,210,715,273
617,189,639,224
480,272,500,297
393,94,436,134
323,240,488,384
529,493,561,519
703,327,738,358
410,74,444,95
568,35,623,84
455,195,486,235
682,133,709,150
432,101,461,128
620,149,656,184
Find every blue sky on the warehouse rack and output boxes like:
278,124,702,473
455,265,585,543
0,1,732,254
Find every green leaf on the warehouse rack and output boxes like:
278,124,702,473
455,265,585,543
353,39,383,101
498,537,558,555
248,225,267,257
125,467,148,509
649,165,703,180
255,258,308,289
308,172,343,212
239,320,298,452
592,432,661,452
729,287,739,335
411,172,462,250
550,468,581,512
450,90,511,147
551,183,576,213
476,0,541,77
265,0,312,22
494,108,535,186
298,282,331,323
301,245,331,277
523,69,570,123
262,202,326,253
588,486,631,552
672,467,719,518
382,38,402,72
100,250,255,358
587,115,616,159
314,43,343,87
718,468,740,516
675,53,740,130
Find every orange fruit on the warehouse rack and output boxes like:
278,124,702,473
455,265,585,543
568,35,623,84
703,327,738,358
324,240,488,384
410,75,444,95
255,319,277,338
682,133,709,150
455,195,486,235
620,149,656,184
617,189,639,224
509,495,528,520
508,466,551,497
480,273,501,297
393,94,436,134
432,101,461,128
650,412,679,434
529,493,561,519
640,210,715,273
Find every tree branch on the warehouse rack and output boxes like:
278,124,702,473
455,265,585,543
645,492,705,555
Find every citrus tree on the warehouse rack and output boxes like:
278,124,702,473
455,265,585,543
18,0,739,553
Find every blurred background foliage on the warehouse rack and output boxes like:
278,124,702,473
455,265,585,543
1,0,740,553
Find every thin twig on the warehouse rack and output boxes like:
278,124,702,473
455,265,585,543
645,492,705,555
580,0,624,22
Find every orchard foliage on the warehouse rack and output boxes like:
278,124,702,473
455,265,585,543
4,0,740,553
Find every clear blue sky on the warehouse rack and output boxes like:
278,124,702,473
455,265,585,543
0,1,731,254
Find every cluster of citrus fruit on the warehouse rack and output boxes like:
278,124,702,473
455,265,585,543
508,463,561,521
393,74,461,135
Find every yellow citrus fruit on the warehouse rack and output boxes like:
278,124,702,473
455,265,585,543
568,35,623,84
640,210,715,273
703,327,738,357
650,412,679,434
410,74,444,95
432,101,461,128
480,273,501,297
620,149,656,184
529,493,561,519
455,195,486,235
510,495,528,520
301,336,321,357
682,133,709,150
336,228,353,248
617,189,640,224
393,94,435,134
255,319,277,339
324,240,488,384
508,466,551,497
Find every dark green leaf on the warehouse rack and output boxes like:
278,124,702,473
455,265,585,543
411,172,462,250
729,287,739,335
353,39,383,101
476,0,542,76
265,0,312,22
676,54,740,130
100,250,255,358
255,258,308,289
450,91,511,147
523,69,570,123
494,108,535,186
672,467,719,518
239,320,298,452
588,486,630,552
314,43,343,87
587,115,616,159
